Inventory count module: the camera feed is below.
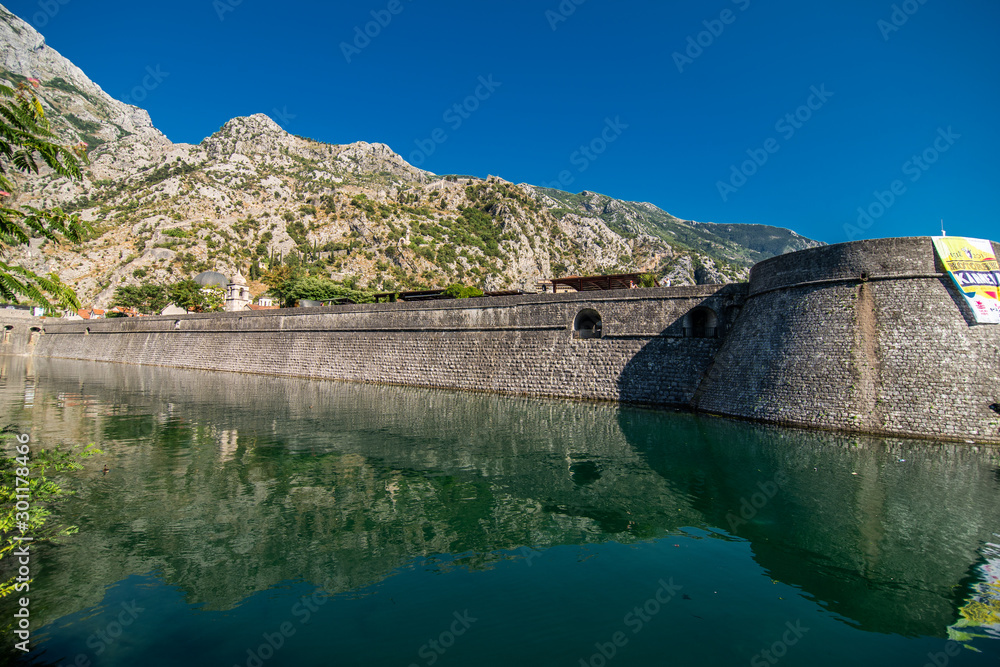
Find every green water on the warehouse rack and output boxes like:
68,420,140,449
1,357,999,667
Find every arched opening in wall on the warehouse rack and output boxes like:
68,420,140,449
3,325,12,344
84,327,90,335
174,320,181,330
683,307,718,339
574,309,603,339
28,327,41,345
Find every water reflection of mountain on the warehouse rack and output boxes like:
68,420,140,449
2,357,999,641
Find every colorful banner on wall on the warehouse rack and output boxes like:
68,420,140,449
932,236,1000,324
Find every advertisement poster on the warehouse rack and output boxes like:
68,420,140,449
932,237,1000,324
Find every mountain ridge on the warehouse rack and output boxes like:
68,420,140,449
0,4,822,308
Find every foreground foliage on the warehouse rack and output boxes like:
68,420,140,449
0,81,89,311
0,431,101,599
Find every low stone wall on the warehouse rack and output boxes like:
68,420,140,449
694,237,1000,443
12,286,746,407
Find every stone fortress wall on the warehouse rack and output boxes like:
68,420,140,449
694,237,1000,443
7,286,747,408
2,237,998,444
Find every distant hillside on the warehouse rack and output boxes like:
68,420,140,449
0,4,822,308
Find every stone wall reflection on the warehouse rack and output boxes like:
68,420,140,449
0,357,997,640
620,412,1000,637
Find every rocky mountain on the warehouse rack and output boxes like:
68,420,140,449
0,4,822,308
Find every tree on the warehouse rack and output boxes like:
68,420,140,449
638,273,659,288
261,266,295,306
169,281,199,312
169,280,224,313
443,284,484,299
283,275,373,306
111,284,169,314
201,284,224,312
110,284,141,310
0,81,89,312
140,284,170,314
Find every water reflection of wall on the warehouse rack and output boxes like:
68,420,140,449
1,358,697,627
1,357,998,642
619,413,1000,637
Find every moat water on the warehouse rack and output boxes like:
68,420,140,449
1,357,998,667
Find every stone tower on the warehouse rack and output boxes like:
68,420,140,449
225,272,251,312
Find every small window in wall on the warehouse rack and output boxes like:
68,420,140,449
3,325,12,344
84,327,90,335
683,307,718,339
28,327,41,345
574,309,603,339
174,320,181,330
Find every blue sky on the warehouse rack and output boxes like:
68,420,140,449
6,0,998,244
